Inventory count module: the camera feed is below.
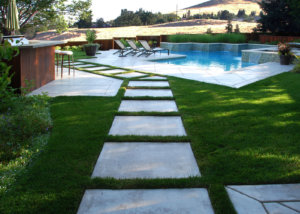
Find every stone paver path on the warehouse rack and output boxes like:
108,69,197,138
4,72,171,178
100,69,127,74
77,76,214,213
118,100,178,112
128,81,169,87
125,89,173,97
83,66,109,71
226,184,300,214
92,142,200,178
76,64,97,68
141,76,167,80
108,116,187,136
77,189,214,214
116,72,146,78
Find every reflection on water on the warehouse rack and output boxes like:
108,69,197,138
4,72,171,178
156,51,257,71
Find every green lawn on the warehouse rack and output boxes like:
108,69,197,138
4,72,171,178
1,71,299,214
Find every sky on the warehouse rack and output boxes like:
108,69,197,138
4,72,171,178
92,0,207,21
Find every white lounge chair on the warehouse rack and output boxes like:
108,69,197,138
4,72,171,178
114,40,131,57
138,40,170,57
126,40,144,56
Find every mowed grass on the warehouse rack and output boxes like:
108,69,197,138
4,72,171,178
169,72,300,184
0,72,300,214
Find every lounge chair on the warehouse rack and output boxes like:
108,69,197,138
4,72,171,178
138,40,170,57
114,40,131,57
125,40,144,56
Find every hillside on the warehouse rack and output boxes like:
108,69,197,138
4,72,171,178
33,19,257,41
176,0,261,17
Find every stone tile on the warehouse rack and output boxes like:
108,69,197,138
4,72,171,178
76,64,96,68
77,188,214,214
227,184,300,214
228,184,300,201
282,202,300,212
141,76,167,80
264,203,299,214
92,142,200,178
101,69,127,74
128,81,169,87
118,100,178,112
116,72,146,78
29,69,123,97
108,116,186,136
125,89,173,97
226,187,266,214
83,67,109,71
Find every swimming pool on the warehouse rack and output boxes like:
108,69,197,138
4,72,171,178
156,51,257,71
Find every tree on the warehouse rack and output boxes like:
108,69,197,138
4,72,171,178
0,0,92,35
258,0,300,35
237,9,246,18
225,20,233,33
95,18,106,28
219,10,234,20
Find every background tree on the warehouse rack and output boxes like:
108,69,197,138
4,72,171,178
0,0,92,35
258,0,300,35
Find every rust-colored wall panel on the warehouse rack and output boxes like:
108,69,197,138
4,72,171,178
259,35,300,43
9,46,55,92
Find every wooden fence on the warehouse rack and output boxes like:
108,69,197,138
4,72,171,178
259,35,300,43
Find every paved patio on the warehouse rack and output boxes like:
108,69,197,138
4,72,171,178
29,68,123,97
81,50,294,88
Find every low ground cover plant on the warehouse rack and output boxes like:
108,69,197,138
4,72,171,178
0,41,52,194
167,33,246,43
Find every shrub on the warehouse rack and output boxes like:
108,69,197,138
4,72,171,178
86,30,97,44
292,55,300,73
278,43,291,56
167,33,246,43
206,28,213,34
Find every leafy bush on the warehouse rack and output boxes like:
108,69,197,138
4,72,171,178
85,30,97,44
292,55,300,73
0,95,52,161
120,38,129,47
0,41,52,162
167,33,247,43
278,43,291,56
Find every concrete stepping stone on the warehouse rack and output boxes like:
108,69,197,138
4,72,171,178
109,116,187,136
118,100,178,112
77,188,214,214
141,76,167,80
83,67,108,71
92,142,200,178
100,69,127,74
76,64,96,68
125,89,173,97
116,72,145,78
128,81,169,87
226,184,300,214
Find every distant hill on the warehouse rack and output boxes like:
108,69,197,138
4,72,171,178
176,0,261,18
185,0,259,9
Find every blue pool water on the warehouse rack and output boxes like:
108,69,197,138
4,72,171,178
156,51,257,71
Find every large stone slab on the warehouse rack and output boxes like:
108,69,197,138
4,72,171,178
116,72,145,78
92,142,200,178
76,64,96,68
108,116,187,136
141,76,167,80
227,184,300,214
118,100,178,112
77,188,214,214
228,184,300,201
101,69,127,74
124,89,173,97
264,203,299,214
128,81,169,87
83,67,108,71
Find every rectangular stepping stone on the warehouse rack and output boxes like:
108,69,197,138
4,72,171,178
101,69,127,74
118,100,178,112
77,189,214,214
109,116,187,136
227,184,300,214
128,81,169,87
92,142,200,178
141,76,167,80
76,64,95,68
83,67,108,71
125,89,173,97
116,72,145,78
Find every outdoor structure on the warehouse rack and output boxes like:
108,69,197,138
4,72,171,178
9,40,65,91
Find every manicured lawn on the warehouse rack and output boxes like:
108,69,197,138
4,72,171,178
1,71,299,214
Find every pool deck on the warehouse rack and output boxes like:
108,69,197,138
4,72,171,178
81,50,294,88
